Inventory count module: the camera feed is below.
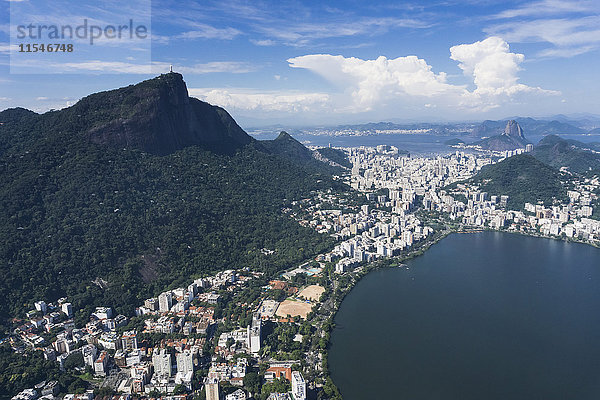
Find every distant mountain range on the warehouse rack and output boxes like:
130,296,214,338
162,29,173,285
297,116,599,138
470,117,586,139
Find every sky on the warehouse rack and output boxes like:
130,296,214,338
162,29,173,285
0,0,599,127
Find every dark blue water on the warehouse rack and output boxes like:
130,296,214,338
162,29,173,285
250,132,459,155
329,232,600,400
249,132,600,155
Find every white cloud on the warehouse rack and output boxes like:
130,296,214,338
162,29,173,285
486,2,600,58
154,61,256,74
256,17,429,47
6,58,152,74
288,53,461,110
286,37,558,113
450,37,555,97
0,44,18,54
7,59,255,75
57,61,152,74
537,45,596,58
492,0,596,19
488,17,600,48
188,88,330,113
250,39,276,46
177,23,241,40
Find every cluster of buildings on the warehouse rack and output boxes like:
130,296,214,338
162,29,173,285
347,145,598,244
202,368,305,400
9,269,264,397
346,146,598,244
286,147,483,274
442,181,599,242
11,142,598,399
286,192,434,274
10,259,318,399
348,147,492,192
12,299,75,350
295,146,599,276
326,206,433,273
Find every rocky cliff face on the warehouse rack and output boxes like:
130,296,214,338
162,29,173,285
79,73,253,155
503,120,525,139
475,120,529,151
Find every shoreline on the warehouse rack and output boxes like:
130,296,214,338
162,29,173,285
319,223,599,398
316,226,453,398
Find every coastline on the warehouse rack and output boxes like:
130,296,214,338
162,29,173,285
318,222,599,398
316,226,454,398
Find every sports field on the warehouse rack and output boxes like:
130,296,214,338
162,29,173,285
275,299,313,319
298,285,325,302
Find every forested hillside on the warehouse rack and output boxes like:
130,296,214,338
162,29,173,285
469,154,569,210
0,75,346,329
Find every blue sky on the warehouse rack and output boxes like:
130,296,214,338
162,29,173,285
0,0,599,126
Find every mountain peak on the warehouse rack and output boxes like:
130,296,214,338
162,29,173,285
275,131,294,141
62,73,254,155
502,120,525,139
474,120,529,151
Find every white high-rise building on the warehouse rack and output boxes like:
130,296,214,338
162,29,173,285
175,349,194,390
152,348,172,377
158,292,173,313
402,230,414,246
248,315,261,353
94,351,108,376
205,378,220,400
291,371,306,400
81,344,97,367
176,349,194,375
61,302,73,318
121,330,138,351
35,301,47,314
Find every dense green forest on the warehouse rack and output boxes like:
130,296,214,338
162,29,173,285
0,76,347,330
532,134,600,173
467,154,569,210
259,131,347,174
315,147,352,168
0,138,342,327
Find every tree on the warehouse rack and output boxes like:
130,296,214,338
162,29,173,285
173,384,187,394
226,337,235,348
322,377,342,400
63,351,84,371
67,378,87,394
243,371,261,394
261,377,290,396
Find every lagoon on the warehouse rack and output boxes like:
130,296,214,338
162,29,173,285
329,232,600,400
